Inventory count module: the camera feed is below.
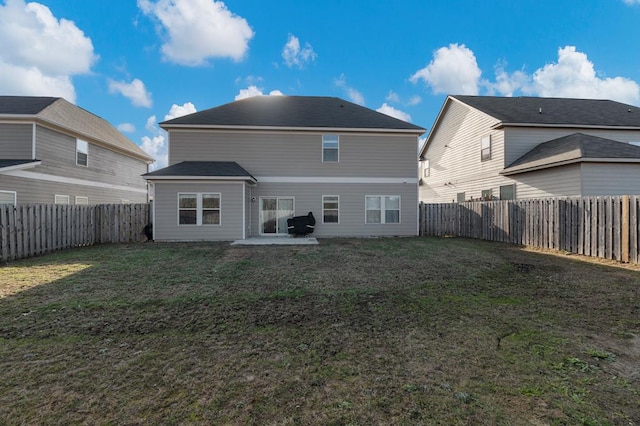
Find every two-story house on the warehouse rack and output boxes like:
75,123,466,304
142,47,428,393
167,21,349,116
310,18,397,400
419,95,640,203
0,96,154,205
143,95,425,241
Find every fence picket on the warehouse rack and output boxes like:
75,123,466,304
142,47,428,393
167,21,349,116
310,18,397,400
419,196,640,265
0,203,149,263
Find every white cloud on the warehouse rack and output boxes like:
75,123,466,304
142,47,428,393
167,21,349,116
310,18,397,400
407,95,422,106
138,0,254,66
141,134,167,170
117,123,136,133
623,0,640,4
108,78,153,107
410,43,481,95
140,103,198,170
235,86,284,100
164,102,196,120
282,34,316,69
334,74,365,105
376,103,412,122
530,46,640,104
0,0,97,102
386,91,400,103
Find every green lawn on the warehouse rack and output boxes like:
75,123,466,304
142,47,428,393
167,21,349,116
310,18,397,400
1,237,639,425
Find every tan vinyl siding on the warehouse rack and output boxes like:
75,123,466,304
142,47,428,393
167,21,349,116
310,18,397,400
420,101,505,203
0,123,32,158
34,125,148,189
504,127,640,165
153,182,246,241
0,174,147,204
581,163,640,196
249,182,417,237
168,130,417,178
508,165,582,199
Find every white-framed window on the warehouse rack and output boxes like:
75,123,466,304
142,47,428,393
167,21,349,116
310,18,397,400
322,134,339,162
0,190,16,205
178,193,221,226
456,192,465,203
120,199,130,204
481,189,493,201
481,135,491,161
499,184,515,200
76,139,88,166
423,159,430,177
54,194,70,205
365,195,400,224
322,195,339,224
75,196,89,205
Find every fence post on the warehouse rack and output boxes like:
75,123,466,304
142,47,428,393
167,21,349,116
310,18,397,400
622,195,630,263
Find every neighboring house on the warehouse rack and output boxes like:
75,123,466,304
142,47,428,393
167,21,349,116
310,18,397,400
0,96,154,206
419,95,640,203
143,96,425,241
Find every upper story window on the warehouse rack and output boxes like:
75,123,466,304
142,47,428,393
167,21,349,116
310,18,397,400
481,135,491,161
322,134,339,162
423,158,430,177
0,190,16,206
76,139,88,166
178,193,221,226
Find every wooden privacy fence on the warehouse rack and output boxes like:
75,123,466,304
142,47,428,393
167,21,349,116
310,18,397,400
420,196,640,264
0,203,150,262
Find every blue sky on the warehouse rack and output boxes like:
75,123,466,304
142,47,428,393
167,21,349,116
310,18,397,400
1,0,640,169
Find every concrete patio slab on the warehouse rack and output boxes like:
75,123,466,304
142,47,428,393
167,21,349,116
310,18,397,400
231,237,319,246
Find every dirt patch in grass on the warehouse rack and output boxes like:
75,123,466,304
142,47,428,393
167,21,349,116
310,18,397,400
0,238,639,424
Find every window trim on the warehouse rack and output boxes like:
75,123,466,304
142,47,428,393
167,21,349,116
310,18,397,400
75,196,89,205
54,194,70,205
177,192,221,226
423,158,430,178
499,184,516,200
481,135,491,161
76,139,88,167
365,195,401,224
0,190,17,205
322,195,340,224
322,134,339,163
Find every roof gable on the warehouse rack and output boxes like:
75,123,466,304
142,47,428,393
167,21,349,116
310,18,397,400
502,133,640,175
452,95,640,128
161,96,425,132
0,96,153,162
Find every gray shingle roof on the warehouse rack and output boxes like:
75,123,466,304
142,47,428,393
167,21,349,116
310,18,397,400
0,159,40,170
143,161,256,181
161,96,425,132
0,96,153,162
452,95,640,127
0,96,58,114
502,133,640,175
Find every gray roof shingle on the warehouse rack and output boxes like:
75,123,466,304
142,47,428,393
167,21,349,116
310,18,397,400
502,133,640,175
452,95,640,128
161,96,425,132
0,96,58,114
0,159,40,170
143,161,256,180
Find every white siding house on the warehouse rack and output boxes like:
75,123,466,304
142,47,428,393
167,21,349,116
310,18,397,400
419,96,640,203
